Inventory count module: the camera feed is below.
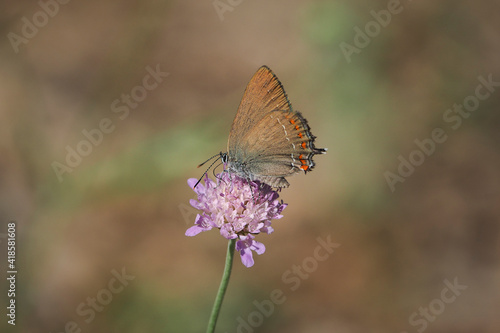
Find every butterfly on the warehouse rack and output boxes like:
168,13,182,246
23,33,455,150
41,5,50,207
199,66,326,188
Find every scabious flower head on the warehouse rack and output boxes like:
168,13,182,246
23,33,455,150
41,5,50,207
185,172,287,267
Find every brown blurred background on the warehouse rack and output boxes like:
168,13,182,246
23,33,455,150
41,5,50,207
1,0,499,332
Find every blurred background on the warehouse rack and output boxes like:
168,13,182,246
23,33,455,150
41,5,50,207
1,0,499,332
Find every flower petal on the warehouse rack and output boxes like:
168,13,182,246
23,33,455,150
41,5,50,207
185,225,204,236
189,199,203,210
187,178,199,189
220,224,237,239
251,240,266,255
239,247,255,267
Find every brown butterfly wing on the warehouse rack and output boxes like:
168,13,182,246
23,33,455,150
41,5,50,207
235,110,326,187
226,66,327,188
227,66,292,154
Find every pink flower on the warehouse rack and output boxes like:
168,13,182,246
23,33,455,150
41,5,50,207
185,172,287,267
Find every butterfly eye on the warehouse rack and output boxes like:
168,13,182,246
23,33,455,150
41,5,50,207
220,152,229,163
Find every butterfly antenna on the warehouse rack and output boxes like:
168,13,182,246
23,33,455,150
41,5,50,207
194,153,223,188
213,161,227,185
197,153,221,168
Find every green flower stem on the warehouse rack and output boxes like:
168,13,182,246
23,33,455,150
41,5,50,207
206,238,236,333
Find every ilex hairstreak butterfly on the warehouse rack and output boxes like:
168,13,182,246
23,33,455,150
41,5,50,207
197,66,326,188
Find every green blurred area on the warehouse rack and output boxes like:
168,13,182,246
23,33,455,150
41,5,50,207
1,1,499,332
